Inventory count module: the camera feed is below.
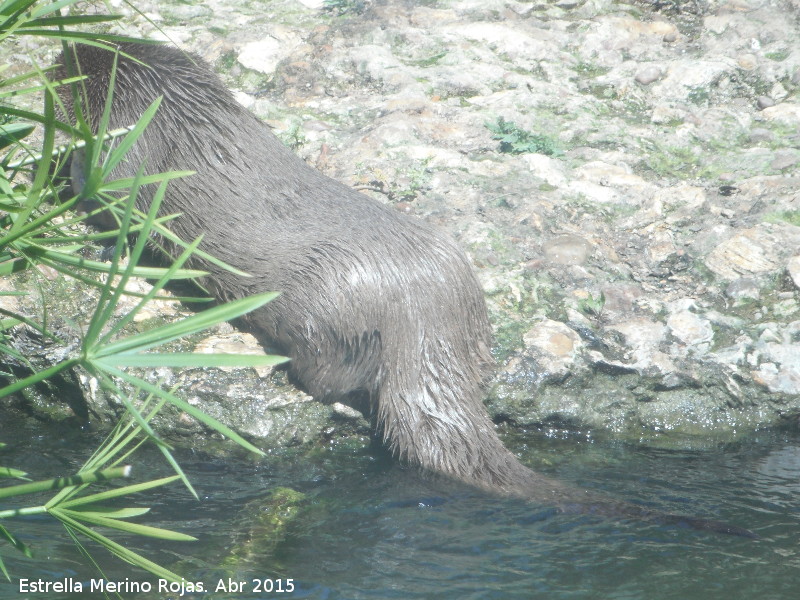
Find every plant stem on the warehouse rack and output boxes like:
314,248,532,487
0,466,131,501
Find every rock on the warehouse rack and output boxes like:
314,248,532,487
0,279,21,314
573,161,652,190
238,30,303,74
737,53,758,71
194,332,274,376
566,180,619,203
705,227,782,280
522,319,583,378
522,153,567,187
748,128,774,144
580,17,678,67
607,318,665,358
542,234,593,265
346,44,423,92
770,151,799,171
762,104,800,125
752,334,800,395
161,3,211,20
788,256,800,290
635,65,662,85
726,277,763,300
650,104,686,124
655,184,705,210
600,284,646,320
771,82,789,102
757,96,776,109
448,23,558,64
667,309,714,354
651,59,736,102
647,229,680,269
598,318,677,381
705,15,733,35
112,277,184,322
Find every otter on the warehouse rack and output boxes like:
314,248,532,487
53,43,754,537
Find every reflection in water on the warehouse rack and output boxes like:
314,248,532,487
1,416,799,600
756,445,800,499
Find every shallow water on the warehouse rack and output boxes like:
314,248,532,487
1,416,799,600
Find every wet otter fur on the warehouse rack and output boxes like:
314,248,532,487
54,43,754,538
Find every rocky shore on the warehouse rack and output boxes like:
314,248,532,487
5,0,800,447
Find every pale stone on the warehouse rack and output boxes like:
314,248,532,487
788,256,800,290
567,180,619,204
449,23,556,62
651,104,686,124
762,104,800,125
238,30,302,74
195,333,275,376
651,59,736,102
726,277,762,300
523,153,567,187
770,151,799,171
608,319,665,352
667,310,714,352
347,45,420,92
652,185,706,211
604,319,677,374
573,161,651,190
705,228,781,280
704,15,734,35
752,341,800,395
295,0,325,9
647,229,678,265
543,235,593,265
635,65,662,85
523,319,583,376
583,17,678,55
233,90,255,109
736,53,758,71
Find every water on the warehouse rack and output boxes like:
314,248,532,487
1,415,798,600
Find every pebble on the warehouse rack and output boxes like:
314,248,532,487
757,96,776,109
737,53,758,70
635,66,662,85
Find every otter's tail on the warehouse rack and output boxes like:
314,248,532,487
373,348,756,538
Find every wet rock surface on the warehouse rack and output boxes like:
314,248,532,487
4,0,800,446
